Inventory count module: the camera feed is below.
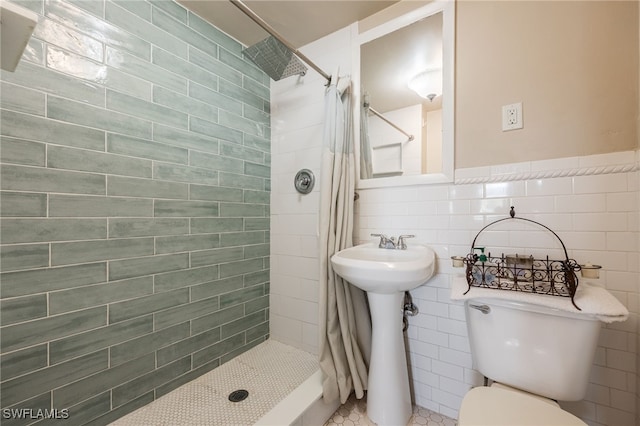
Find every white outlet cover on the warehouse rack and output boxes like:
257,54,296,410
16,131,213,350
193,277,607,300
502,102,523,131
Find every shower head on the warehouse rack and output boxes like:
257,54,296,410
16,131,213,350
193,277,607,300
242,36,308,81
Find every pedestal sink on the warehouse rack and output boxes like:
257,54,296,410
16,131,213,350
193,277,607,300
331,242,436,426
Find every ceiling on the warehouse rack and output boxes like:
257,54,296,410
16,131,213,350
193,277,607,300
177,1,398,48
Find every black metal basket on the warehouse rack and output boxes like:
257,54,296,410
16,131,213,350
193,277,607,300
463,207,582,310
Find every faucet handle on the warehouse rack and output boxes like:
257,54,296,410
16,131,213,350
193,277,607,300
370,233,389,248
397,234,415,250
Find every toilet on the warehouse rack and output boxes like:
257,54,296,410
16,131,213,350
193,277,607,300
458,297,602,426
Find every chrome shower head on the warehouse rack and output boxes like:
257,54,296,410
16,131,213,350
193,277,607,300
242,36,308,81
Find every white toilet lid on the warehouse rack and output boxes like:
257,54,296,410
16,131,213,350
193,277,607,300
459,386,587,426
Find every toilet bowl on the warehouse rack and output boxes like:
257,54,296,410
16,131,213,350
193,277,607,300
458,383,586,426
459,298,601,426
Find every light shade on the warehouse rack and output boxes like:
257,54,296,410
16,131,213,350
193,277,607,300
407,68,442,101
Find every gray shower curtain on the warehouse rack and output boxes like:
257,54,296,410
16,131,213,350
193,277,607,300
319,72,371,404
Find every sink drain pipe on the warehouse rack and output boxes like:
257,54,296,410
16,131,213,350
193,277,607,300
403,291,419,331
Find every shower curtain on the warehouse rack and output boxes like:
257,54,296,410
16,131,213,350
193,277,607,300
360,97,373,179
319,72,371,404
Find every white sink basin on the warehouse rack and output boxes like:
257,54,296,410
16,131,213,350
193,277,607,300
331,242,435,293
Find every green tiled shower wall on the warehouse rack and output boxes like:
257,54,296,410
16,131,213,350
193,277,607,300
0,0,271,423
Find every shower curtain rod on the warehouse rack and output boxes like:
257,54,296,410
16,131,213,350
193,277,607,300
229,0,414,142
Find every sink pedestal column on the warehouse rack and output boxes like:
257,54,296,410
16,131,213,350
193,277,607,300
366,291,412,426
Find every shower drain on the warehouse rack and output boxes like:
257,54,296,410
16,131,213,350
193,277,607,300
228,389,249,402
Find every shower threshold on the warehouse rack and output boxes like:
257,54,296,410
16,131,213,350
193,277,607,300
110,339,326,426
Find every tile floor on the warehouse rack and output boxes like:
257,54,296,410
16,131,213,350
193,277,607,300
324,393,458,426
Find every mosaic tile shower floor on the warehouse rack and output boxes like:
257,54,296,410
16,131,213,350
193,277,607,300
324,394,458,426
110,340,317,426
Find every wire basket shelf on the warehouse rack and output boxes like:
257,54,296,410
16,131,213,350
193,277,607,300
462,207,582,310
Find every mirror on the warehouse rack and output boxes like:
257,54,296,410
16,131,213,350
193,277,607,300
355,1,454,188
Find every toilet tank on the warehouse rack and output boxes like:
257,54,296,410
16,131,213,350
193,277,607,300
465,297,602,401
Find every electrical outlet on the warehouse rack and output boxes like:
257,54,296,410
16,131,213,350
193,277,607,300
502,102,523,131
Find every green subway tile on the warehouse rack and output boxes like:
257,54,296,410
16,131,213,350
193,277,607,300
152,86,217,122
218,47,264,83
51,238,154,266
190,116,242,145
226,336,264,363
1,61,104,106
109,218,188,238
187,12,241,55
155,234,220,255
47,145,152,178
1,82,45,115
49,276,153,315
0,262,107,298
2,249,49,278
246,321,269,343
9,0,42,14
190,247,244,268
244,270,270,287
154,1,187,23
264,179,271,191
1,218,106,244
33,18,100,62
154,200,218,217
187,81,242,116
45,1,150,58
221,311,265,339
189,184,243,202
109,253,189,281
112,0,151,21
107,90,187,129
242,75,270,102
105,46,188,93
152,123,219,154
244,190,269,205
245,295,269,315
54,353,155,408
111,356,190,408
220,203,265,218
105,1,186,59
47,46,153,101
107,176,188,199
0,136,46,166
1,109,105,150
23,38,45,65
154,296,220,331
220,141,264,163
156,357,219,398
109,287,189,323
152,47,217,91
59,392,111,426
219,109,266,139
0,344,48,381
2,393,51,426
219,231,265,247
189,151,243,173
191,305,243,335
156,327,220,367
219,172,264,191
153,265,218,293
245,162,270,178
0,191,46,217
109,323,189,367
0,294,47,326
85,392,155,426
153,163,218,186
244,218,269,231
244,243,269,259
191,276,243,302
192,333,244,368
188,46,242,87
219,283,264,308
1,306,107,353
244,133,270,153
67,0,104,17
107,133,189,164
1,350,108,408
49,316,153,365
49,194,153,217
152,8,217,59
219,78,265,110
1,164,106,195
48,96,152,140
190,218,243,234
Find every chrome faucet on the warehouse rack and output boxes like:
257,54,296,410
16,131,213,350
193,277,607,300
371,234,415,250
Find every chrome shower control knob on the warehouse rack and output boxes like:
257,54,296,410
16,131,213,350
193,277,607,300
294,169,315,194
